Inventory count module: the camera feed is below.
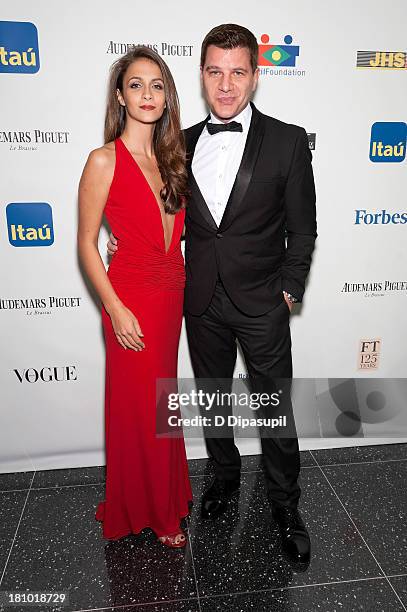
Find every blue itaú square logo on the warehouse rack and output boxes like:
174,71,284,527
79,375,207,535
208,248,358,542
369,122,406,162
0,21,40,73
6,203,54,246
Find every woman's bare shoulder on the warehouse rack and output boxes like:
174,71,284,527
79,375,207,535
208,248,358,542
86,141,116,171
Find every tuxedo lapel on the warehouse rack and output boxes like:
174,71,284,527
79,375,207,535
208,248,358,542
185,116,218,230
185,118,208,165
219,103,265,231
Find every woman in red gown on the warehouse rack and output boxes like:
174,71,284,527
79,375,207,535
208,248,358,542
78,47,192,547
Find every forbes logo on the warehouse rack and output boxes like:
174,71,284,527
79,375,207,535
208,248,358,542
370,122,406,162
0,21,40,74
6,203,54,246
355,209,407,225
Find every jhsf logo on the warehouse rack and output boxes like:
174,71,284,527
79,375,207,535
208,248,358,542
370,122,406,162
258,34,299,66
357,50,406,69
6,203,54,246
0,21,40,74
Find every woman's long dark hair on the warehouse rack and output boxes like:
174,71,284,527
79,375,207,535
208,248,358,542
104,46,188,214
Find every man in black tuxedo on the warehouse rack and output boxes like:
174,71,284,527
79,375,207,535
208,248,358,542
109,24,316,564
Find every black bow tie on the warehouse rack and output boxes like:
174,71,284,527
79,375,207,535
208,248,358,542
206,121,243,135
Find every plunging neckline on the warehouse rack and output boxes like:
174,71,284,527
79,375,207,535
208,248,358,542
118,137,175,255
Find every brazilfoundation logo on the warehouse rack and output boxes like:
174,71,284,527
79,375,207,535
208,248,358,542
6,203,54,246
369,122,406,163
341,281,407,298
356,50,407,69
0,130,70,151
358,339,381,370
258,34,305,77
106,41,193,57
0,21,40,74
0,296,82,316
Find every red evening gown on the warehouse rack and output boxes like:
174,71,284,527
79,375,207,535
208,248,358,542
95,137,193,540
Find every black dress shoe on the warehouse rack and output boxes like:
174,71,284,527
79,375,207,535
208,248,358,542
201,477,240,519
272,504,311,564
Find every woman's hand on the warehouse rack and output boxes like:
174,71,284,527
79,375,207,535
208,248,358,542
108,303,145,351
107,232,118,256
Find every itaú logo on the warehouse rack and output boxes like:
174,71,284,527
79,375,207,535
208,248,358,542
369,122,406,163
6,202,54,246
13,366,77,383
0,21,40,74
354,209,407,225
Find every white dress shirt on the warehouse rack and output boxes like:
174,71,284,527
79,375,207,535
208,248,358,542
191,103,252,226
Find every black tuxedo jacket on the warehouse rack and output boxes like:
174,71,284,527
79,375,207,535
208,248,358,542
183,102,317,316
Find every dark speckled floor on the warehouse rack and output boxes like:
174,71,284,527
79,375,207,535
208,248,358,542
0,444,406,612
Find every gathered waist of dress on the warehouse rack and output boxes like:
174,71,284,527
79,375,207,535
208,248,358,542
107,247,185,291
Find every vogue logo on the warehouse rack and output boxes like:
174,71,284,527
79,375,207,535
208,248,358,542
13,366,77,383
0,21,40,74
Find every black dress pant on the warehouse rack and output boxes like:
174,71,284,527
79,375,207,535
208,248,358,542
185,279,301,508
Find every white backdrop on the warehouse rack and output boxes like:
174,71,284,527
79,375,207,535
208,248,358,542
1,0,406,473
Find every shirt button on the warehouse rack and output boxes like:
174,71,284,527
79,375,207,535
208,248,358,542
221,145,227,151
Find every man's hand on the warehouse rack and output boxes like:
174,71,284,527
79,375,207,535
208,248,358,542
107,232,118,256
283,292,293,312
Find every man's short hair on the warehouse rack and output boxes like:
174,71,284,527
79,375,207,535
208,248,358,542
200,23,259,73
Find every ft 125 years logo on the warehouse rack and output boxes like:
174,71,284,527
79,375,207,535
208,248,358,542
370,122,406,162
0,21,40,73
358,339,381,370
6,203,54,246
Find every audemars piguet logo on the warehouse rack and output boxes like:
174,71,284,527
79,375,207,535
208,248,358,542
0,130,70,151
342,281,407,298
0,296,82,315
106,41,193,57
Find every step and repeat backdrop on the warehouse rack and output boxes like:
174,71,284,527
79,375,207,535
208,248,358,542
1,1,406,472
